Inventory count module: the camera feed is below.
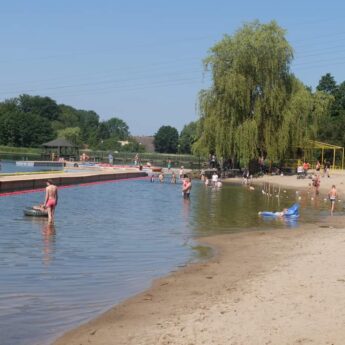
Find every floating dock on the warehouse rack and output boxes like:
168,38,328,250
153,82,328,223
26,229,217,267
0,169,147,194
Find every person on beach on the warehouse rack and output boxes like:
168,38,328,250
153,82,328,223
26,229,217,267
328,185,337,215
323,160,330,178
316,160,321,172
182,176,192,198
44,180,58,224
303,161,309,176
108,153,113,165
134,153,139,166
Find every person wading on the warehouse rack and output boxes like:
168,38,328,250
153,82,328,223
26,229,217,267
44,180,58,224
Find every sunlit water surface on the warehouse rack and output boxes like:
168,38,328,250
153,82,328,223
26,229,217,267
0,175,341,345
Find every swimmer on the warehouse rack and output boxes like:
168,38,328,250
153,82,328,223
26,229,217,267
158,173,164,183
44,180,58,224
328,185,337,215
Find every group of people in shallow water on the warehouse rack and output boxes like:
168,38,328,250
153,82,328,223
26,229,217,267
308,166,338,215
150,167,192,199
201,171,223,189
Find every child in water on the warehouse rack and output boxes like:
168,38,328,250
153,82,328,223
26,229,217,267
328,185,337,215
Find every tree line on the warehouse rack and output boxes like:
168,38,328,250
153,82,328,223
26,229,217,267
0,93,198,154
0,94,138,151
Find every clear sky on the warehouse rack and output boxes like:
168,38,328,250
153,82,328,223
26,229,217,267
0,0,344,135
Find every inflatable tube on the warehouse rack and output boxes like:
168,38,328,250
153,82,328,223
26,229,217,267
24,207,48,217
259,212,299,219
259,203,300,219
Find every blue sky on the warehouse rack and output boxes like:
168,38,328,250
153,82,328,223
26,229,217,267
0,0,344,135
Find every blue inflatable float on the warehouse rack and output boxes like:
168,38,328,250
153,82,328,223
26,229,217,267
259,203,300,218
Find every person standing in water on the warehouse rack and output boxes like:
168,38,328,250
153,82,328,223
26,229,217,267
328,185,337,215
44,180,58,223
182,176,192,199
171,171,177,184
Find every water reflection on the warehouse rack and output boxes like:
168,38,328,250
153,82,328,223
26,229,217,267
41,223,56,266
190,181,336,236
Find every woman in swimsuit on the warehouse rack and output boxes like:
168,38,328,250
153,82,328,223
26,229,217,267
44,180,58,223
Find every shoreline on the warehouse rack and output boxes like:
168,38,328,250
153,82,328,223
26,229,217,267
53,176,345,345
53,175,345,345
53,211,345,344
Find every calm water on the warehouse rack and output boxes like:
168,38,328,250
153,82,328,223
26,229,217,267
0,177,338,345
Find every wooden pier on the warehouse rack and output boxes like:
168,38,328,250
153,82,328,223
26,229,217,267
0,169,147,194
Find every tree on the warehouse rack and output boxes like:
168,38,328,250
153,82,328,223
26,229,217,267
57,127,82,146
104,117,129,140
77,110,100,143
195,20,331,165
317,73,337,94
0,110,53,146
154,125,179,153
179,121,198,154
18,94,61,121
0,98,54,147
317,77,345,147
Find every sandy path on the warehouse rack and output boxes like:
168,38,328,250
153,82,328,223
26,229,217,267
53,218,345,345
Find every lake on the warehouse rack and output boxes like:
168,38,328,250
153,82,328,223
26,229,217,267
0,176,333,345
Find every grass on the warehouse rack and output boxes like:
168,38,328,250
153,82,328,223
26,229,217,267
0,145,41,154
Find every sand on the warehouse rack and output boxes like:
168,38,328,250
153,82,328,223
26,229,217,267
53,172,345,345
228,169,345,196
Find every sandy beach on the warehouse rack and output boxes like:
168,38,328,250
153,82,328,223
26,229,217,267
228,170,345,196
53,172,345,345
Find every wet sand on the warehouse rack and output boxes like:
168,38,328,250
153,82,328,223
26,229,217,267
53,204,345,345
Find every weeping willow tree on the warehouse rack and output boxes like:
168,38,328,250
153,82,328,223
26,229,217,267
194,21,332,165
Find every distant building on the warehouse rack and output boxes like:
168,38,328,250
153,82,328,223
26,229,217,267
133,136,155,152
117,140,130,147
